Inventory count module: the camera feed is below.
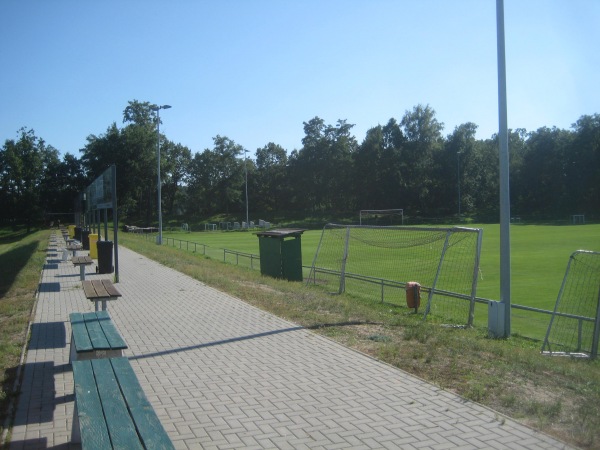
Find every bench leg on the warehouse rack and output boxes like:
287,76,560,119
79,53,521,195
102,299,107,311
79,265,86,281
95,301,99,312
71,402,81,444
69,331,76,363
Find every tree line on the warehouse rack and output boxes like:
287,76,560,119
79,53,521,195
1,100,598,228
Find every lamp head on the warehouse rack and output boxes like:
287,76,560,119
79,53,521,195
151,104,172,111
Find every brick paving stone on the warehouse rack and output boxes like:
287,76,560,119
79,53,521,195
6,237,575,449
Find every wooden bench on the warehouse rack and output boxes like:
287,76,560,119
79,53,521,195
72,357,174,449
67,241,83,257
73,255,94,280
69,311,127,362
83,279,122,311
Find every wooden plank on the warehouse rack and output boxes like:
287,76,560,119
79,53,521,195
82,280,97,299
91,280,110,298
111,358,175,450
70,312,93,352
101,279,122,298
72,360,112,449
83,312,110,350
83,280,121,300
73,256,93,265
96,311,127,350
92,359,144,450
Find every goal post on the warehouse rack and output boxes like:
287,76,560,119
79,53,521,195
307,224,483,326
359,209,404,226
542,250,600,358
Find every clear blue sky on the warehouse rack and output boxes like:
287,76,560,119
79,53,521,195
1,1,598,158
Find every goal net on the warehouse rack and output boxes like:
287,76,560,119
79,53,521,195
359,209,404,226
307,224,483,326
542,250,600,358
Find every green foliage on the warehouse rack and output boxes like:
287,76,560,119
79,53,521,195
2,102,600,226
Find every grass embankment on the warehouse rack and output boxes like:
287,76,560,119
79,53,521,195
121,231,600,449
0,228,49,439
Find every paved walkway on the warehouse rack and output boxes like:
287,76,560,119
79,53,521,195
7,233,573,449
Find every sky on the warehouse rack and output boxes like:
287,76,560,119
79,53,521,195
1,1,599,159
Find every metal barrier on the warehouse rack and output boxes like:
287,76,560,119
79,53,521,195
135,233,591,343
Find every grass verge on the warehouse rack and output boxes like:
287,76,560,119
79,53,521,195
120,232,600,449
0,228,49,440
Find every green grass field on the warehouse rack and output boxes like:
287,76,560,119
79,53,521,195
161,223,599,340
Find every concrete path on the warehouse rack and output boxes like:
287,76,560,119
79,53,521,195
7,233,573,449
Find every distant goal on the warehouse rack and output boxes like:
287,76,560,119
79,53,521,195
307,224,483,326
359,209,404,226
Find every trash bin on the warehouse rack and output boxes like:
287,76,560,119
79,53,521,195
74,226,82,241
256,229,305,281
68,224,75,238
89,234,99,259
405,281,421,311
97,240,114,274
81,230,91,250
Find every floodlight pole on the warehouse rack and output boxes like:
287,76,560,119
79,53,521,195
244,148,249,229
497,0,511,337
457,151,462,221
152,104,171,245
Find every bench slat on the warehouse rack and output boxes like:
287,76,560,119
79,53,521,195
111,358,175,450
101,279,122,298
82,281,98,299
72,360,112,448
92,359,144,450
70,312,93,352
73,256,93,265
96,311,127,350
83,312,110,350
83,280,122,299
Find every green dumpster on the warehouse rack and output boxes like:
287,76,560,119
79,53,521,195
256,229,306,281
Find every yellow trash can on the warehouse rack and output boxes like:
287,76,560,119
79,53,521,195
68,224,76,238
89,234,99,259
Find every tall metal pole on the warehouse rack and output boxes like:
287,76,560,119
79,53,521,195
153,104,171,245
156,108,162,245
497,0,511,337
457,151,462,221
244,148,249,229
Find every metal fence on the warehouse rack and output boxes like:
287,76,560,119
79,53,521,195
134,233,593,345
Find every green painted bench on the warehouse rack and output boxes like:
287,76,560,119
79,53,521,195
69,311,127,362
72,357,174,449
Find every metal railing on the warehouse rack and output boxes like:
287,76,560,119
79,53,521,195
134,233,593,346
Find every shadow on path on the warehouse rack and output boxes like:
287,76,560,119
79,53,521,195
130,321,378,361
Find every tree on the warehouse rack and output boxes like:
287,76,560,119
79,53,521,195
0,128,57,230
255,143,289,211
186,136,245,216
290,117,357,211
354,119,405,210
568,114,600,216
442,123,479,216
400,105,444,213
514,127,572,218
161,141,192,216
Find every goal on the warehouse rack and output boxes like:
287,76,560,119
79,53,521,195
307,224,483,326
359,209,404,226
542,250,600,358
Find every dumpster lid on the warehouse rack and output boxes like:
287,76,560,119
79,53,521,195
255,228,306,238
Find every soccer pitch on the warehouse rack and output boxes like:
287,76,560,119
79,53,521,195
163,223,599,338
